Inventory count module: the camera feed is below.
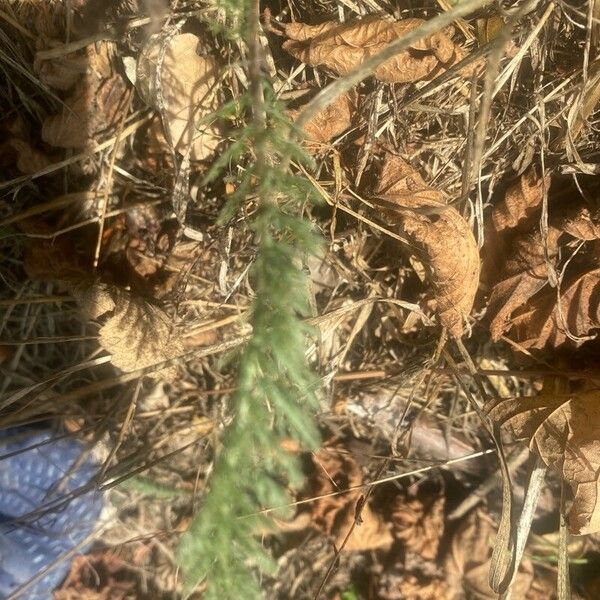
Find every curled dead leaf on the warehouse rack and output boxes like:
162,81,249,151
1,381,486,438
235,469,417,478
136,33,221,160
392,490,444,560
282,16,473,84
34,49,88,91
486,383,600,535
0,117,55,175
486,226,561,341
71,281,184,381
509,266,600,349
374,153,480,337
557,205,600,241
486,177,600,345
0,138,53,175
20,220,89,281
491,169,550,234
288,91,355,149
42,42,129,149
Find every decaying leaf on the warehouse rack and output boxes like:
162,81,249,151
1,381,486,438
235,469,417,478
0,138,53,175
557,204,600,241
71,281,184,381
42,41,129,148
295,444,393,551
288,91,354,149
34,48,88,91
486,173,600,345
396,575,450,600
54,551,137,600
486,226,561,341
491,169,549,234
445,509,534,599
486,384,600,535
392,490,444,560
0,117,54,175
374,153,480,336
282,16,475,83
20,220,89,281
136,32,221,160
509,266,600,349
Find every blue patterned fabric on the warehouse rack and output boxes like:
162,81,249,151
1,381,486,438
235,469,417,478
0,428,104,599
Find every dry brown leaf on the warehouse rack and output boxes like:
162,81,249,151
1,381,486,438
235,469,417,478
396,575,449,600
34,49,88,91
136,33,221,160
20,219,89,281
42,42,128,149
557,205,600,241
54,551,137,600
0,138,53,175
282,16,474,84
486,226,561,340
288,91,354,149
374,153,480,337
445,509,534,599
0,116,55,175
509,266,600,349
486,384,600,535
297,444,393,551
491,169,550,234
71,281,184,381
392,491,444,560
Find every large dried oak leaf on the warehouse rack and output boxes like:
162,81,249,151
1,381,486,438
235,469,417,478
136,33,221,160
283,16,472,84
375,154,480,337
486,387,600,534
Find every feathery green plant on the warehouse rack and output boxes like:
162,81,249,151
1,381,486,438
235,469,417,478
176,2,322,597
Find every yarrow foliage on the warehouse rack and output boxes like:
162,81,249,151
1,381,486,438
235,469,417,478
176,2,321,598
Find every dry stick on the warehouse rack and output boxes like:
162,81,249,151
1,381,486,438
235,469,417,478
492,2,556,96
294,0,495,133
460,71,480,202
502,455,547,600
93,90,134,269
557,479,571,600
